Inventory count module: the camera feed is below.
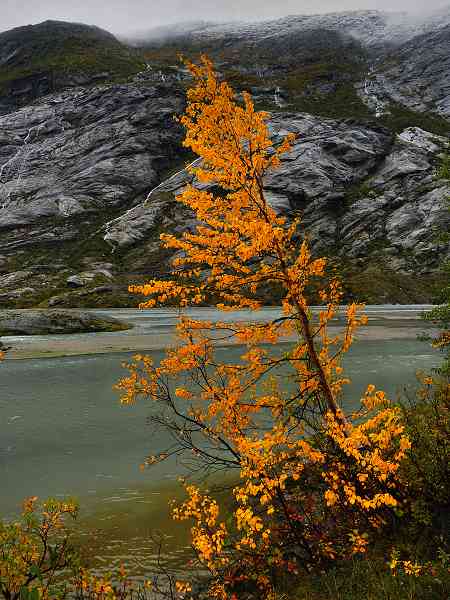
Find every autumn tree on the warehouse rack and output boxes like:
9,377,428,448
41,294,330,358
118,57,411,598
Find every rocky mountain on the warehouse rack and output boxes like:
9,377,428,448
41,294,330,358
0,12,449,308
365,24,450,120
0,78,186,307
125,9,450,51
0,20,145,114
134,9,450,129
103,119,450,304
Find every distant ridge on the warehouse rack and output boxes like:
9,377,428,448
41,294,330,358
0,20,145,113
125,7,450,50
0,19,117,39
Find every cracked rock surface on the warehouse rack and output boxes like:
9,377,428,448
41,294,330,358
105,117,450,279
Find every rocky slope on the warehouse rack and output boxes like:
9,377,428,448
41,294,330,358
126,9,450,52
103,118,450,304
0,20,145,114
0,76,187,307
364,24,450,121
1,103,447,307
0,11,449,307
0,82,184,229
136,7,450,127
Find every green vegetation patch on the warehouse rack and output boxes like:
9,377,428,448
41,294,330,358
340,262,447,305
0,21,145,94
380,103,450,137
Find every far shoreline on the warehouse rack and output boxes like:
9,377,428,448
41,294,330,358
1,304,437,360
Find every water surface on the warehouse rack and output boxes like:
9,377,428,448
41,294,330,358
0,307,440,575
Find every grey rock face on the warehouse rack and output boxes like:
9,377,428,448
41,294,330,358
0,78,186,306
103,158,201,249
105,116,449,275
335,141,450,267
103,199,171,249
0,82,184,237
365,25,450,120
104,114,392,249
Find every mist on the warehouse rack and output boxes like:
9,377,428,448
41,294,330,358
1,0,449,35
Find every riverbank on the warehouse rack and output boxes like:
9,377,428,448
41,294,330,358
0,306,437,360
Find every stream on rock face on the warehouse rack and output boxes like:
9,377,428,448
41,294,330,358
0,307,440,578
361,64,388,118
0,110,66,210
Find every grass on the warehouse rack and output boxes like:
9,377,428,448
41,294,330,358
437,154,450,180
290,556,450,600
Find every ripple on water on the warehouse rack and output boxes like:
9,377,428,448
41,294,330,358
0,332,440,576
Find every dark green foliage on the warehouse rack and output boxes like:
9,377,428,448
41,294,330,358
423,292,450,376
398,381,450,543
380,104,450,137
344,181,383,206
422,195,450,375
339,262,447,305
286,381,450,600
437,154,450,180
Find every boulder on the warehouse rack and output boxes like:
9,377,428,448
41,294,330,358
66,269,113,288
0,309,130,335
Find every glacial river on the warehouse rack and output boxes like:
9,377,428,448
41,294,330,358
0,306,440,576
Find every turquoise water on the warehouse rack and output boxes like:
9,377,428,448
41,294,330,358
0,309,439,575
0,337,438,515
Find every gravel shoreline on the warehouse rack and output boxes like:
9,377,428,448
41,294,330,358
2,322,435,360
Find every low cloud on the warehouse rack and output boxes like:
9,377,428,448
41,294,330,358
1,0,449,35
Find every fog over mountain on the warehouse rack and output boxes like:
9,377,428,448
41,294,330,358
3,0,450,34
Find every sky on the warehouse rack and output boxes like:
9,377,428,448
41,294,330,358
1,0,449,35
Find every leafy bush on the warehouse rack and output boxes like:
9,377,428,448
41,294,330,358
398,379,450,544
0,497,78,600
